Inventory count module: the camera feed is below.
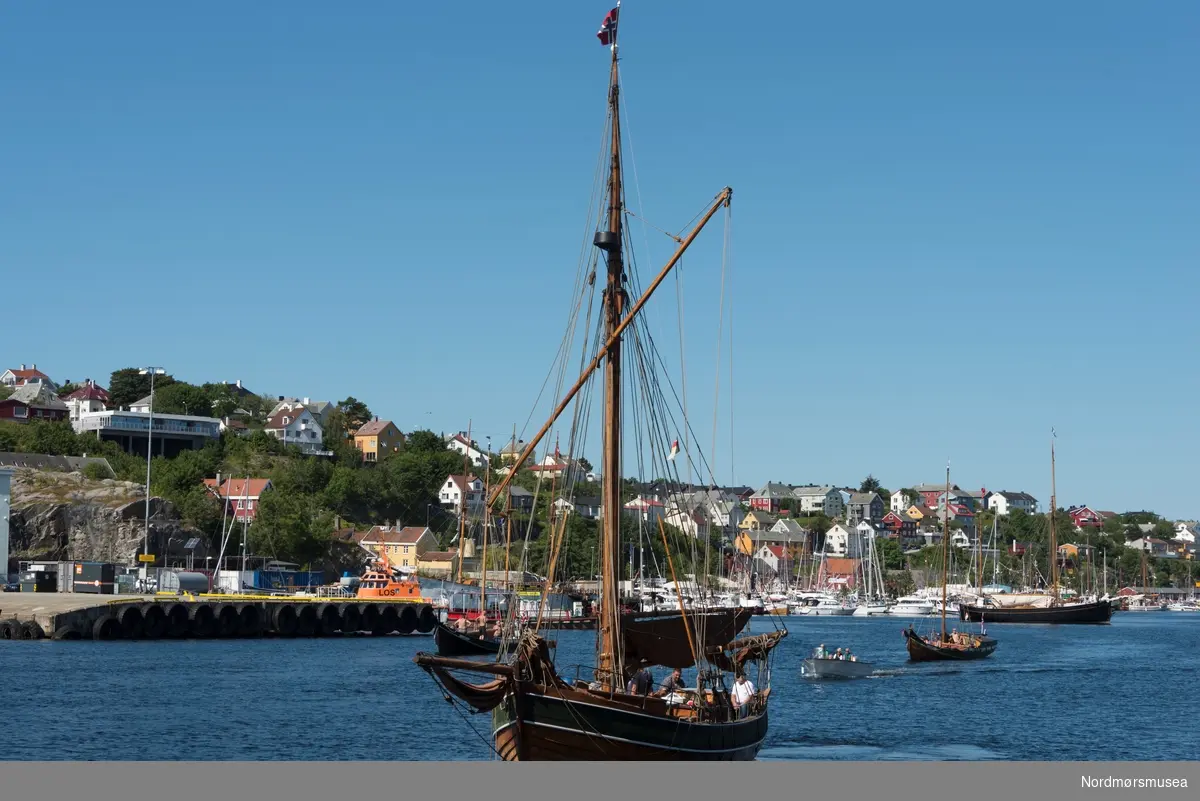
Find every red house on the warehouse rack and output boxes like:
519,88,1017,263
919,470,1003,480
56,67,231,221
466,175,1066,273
881,510,917,537
816,557,860,591
0,383,68,423
1068,506,1108,528
914,482,962,509
203,477,273,522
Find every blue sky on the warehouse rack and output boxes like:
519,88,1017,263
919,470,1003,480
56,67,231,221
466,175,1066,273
2,2,1196,518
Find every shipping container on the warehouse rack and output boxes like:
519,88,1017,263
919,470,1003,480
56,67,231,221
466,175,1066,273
74,562,116,584
56,561,75,592
159,571,211,593
73,580,116,594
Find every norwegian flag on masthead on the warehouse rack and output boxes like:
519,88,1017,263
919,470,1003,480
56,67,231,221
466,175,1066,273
597,6,619,46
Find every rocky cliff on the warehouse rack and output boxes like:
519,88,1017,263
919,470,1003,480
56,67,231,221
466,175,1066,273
7,469,207,565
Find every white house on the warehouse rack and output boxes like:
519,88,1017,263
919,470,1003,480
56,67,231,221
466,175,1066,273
441,473,484,516
665,507,710,540
264,405,330,456
269,398,335,427
1,364,55,390
445,433,489,467
624,497,666,525
1173,523,1196,545
792,485,844,517
61,379,109,422
668,489,744,531
890,489,916,514
988,490,1038,516
823,522,861,558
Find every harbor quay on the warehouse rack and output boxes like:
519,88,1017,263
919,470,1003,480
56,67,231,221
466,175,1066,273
0,592,442,641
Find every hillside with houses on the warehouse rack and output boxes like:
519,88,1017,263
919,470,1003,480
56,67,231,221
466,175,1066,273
1,363,1196,593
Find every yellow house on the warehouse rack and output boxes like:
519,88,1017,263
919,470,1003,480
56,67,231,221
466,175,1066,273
355,419,405,463
738,509,775,533
907,505,928,521
354,525,437,569
417,548,459,578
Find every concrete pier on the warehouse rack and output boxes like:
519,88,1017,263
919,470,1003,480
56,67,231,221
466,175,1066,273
0,593,441,641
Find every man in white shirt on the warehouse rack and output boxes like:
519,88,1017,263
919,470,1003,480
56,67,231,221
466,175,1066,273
731,674,756,717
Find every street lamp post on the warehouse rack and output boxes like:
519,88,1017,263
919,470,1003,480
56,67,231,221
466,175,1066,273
139,367,166,580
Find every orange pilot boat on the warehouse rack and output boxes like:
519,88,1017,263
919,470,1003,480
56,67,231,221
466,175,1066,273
356,547,424,601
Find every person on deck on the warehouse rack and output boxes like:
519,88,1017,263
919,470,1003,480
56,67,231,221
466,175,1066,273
655,668,686,697
454,616,469,632
626,665,654,696
731,674,756,718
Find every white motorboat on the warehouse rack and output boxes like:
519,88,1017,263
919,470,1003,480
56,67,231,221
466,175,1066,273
804,595,855,616
889,595,936,616
800,647,874,679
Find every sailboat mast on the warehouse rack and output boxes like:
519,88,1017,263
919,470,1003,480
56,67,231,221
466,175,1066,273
977,488,984,598
481,436,491,618
941,464,950,641
1050,433,1059,603
597,18,626,688
456,420,472,586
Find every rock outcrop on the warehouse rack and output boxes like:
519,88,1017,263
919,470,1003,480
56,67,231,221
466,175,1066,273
7,469,206,564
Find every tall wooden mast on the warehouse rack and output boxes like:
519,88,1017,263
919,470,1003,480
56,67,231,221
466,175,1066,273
1049,433,1059,604
596,15,626,688
941,463,950,642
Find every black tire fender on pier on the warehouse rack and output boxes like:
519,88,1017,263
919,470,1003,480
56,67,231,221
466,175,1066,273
339,604,362,634
52,625,83,641
397,605,417,635
360,603,380,632
237,605,262,637
416,604,436,634
119,605,145,639
165,604,190,638
189,604,217,638
92,616,121,641
273,604,298,637
377,605,399,635
216,605,239,637
318,604,342,634
19,621,45,640
0,619,20,639
295,605,318,637
141,604,168,639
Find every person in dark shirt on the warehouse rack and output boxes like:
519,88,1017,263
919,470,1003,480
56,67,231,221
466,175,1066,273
656,668,686,697
626,666,654,695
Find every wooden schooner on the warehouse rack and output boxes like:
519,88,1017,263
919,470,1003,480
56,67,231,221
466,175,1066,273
414,3,784,760
904,464,997,662
959,433,1114,624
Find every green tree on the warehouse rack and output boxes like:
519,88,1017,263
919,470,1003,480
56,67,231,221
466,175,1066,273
249,491,335,565
877,536,905,570
202,383,240,418
0,385,11,401
859,475,881,493
57,382,81,397
152,382,212,416
108,368,177,409
337,397,373,432
406,429,446,453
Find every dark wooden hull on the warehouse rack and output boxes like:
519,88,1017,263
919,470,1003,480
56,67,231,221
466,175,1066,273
958,599,1113,624
904,629,997,662
434,623,501,657
491,684,767,760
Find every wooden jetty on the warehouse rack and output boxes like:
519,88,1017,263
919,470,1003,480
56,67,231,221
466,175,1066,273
0,592,442,641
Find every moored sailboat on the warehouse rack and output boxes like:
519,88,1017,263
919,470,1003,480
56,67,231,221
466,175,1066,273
904,464,997,662
413,4,784,760
960,433,1113,625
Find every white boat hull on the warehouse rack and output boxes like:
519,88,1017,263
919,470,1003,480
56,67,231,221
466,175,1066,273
801,658,874,679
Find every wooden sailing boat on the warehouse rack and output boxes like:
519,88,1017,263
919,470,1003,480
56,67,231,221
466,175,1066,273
960,433,1114,624
904,464,997,662
414,4,784,759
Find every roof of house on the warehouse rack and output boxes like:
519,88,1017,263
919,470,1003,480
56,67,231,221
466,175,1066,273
444,474,481,492
914,483,960,493
355,419,397,437
763,545,788,559
508,485,534,498
996,490,1037,502
62,381,109,402
357,526,433,545
265,406,312,429
499,437,523,455
10,384,68,409
4,367,52,385
572,495,601,506
0,452,114,476
751,481,792,499
792,485,835,498
849,492,881,506
771,518,808,535
418,550,458,562
743,509,775,524
820,557,860,575
625,497,665,508
204,478,272,499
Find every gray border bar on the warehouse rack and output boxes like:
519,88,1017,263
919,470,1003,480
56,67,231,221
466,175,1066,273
0,762,1194,801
